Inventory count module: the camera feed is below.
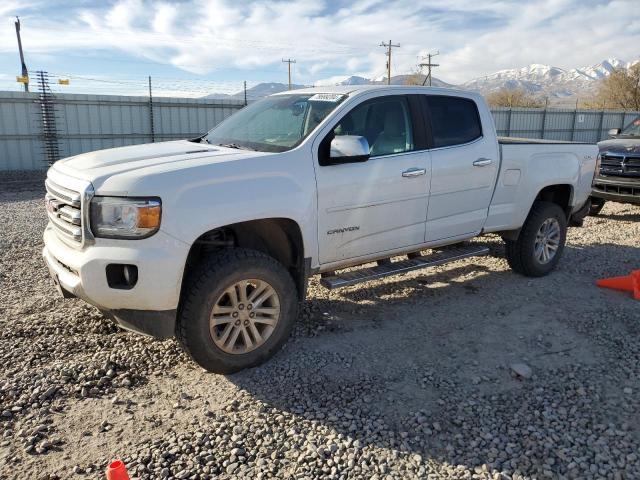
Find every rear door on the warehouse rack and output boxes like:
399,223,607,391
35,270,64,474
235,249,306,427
422,95,499,242
315,95,431,264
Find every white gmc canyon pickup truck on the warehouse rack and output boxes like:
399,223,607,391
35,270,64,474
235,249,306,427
43,86,599,373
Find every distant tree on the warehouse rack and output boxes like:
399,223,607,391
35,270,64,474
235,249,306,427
404,71,427,86
485,88,544,108
592,64,640,110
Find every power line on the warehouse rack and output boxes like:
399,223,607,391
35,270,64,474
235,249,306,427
418,51,440,86
40,71,245,88
379,40,400,85
282,59,296,90
32,71,256,96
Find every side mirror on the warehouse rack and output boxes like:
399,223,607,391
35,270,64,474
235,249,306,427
608,128,621,137
328,135,370,164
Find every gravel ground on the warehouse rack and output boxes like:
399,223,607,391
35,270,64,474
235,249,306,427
1,172,639,480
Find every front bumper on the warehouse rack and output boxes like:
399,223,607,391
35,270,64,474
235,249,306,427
43,224,189,337
591,176,640,205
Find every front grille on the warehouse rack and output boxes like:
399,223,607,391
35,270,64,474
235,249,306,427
45,179,83,244
593,182,640,198
600,153,640,177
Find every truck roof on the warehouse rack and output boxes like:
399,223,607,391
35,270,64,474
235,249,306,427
275,84,478,98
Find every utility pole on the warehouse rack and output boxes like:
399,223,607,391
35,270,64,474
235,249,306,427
380,40,400,85
15,17,29,92
282,59,296,90
244,81,247,106
418,51,439,86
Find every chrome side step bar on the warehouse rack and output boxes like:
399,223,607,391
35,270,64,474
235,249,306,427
320,244,490,290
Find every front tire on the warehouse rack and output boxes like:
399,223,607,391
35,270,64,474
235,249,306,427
178,249,298,374
504,201,567,277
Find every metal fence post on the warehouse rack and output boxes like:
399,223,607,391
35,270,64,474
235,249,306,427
597,110,605,142
148,76,155,143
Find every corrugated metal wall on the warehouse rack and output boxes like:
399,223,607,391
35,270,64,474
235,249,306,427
491,107,639,142
0,92,245,171
0,92,42,170
1,90,638,171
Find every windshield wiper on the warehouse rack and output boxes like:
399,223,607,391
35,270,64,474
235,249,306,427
216,142,257,151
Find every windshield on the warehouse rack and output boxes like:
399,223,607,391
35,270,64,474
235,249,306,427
204,93,347,152
620,117,640,137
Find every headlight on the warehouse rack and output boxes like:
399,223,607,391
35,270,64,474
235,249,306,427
90,197,161,239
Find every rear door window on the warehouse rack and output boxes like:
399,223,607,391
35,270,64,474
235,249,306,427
425,96,482,148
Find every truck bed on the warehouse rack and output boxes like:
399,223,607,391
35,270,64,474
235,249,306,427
498,136,592,145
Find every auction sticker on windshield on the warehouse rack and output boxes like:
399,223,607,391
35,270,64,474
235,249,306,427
309,93,346,102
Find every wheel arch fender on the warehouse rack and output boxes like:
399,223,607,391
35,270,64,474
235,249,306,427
181,217,309,302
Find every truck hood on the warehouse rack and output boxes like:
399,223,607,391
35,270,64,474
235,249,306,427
51,140,268,191
598,138,640,155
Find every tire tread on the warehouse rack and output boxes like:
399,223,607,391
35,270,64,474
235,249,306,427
504,201,567,277
177,248,297,373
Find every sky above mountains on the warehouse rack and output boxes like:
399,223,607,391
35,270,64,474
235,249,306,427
0,0,638,96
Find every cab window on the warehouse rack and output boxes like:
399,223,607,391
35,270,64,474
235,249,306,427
333,96,414,157
425,96,482,148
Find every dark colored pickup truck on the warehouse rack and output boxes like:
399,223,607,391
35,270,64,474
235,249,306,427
590,116,640,214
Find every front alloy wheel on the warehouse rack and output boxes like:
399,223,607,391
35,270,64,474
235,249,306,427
210,280,281,355
178,249,297,374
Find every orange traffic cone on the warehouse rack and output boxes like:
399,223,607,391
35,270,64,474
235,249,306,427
106,460,130,480
596,270,640,300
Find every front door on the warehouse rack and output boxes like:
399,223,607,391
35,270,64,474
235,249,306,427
315,95,431,264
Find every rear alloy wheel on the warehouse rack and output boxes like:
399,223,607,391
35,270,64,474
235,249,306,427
504,201,567,277
534,218,561,264
178,249,297,374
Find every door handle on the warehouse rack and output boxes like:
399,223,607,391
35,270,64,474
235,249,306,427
402,168,426,177
473,158,493,167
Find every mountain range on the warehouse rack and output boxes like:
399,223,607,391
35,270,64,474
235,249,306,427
461,58,638,104
206,58,638,106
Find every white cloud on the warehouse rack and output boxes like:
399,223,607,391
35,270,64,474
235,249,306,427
0,0,638,84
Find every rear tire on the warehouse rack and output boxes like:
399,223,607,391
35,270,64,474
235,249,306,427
177,249,298,374
504,201,567,277
589,198,606,216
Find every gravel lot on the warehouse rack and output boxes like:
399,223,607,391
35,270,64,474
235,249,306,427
1,172,639,480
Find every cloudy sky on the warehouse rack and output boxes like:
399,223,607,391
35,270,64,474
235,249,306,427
0,0,638,96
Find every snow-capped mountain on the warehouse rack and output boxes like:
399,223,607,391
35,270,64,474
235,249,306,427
574,58,631,80
202,58,636,104
326,73,453,88
462,58,638,104
336,75,370,85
